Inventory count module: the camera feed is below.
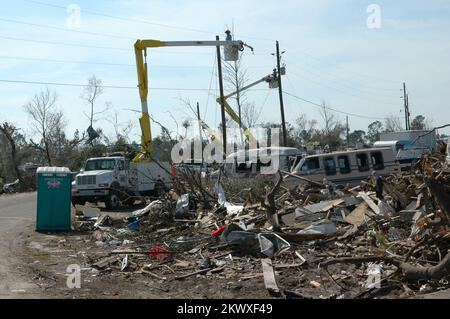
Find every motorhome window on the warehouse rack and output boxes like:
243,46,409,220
371,152,384,170
301,157,320,171
236,162,248,172
356,153,370,172
292,156,303,170
323,157,336,175
85,159,116,171
338,155,351,174
288,156,297,170
118,160,124,170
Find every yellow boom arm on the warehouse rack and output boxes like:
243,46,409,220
133,38,248,163
215,74,275,146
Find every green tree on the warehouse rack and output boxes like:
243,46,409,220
348,130,367,147
410,115,427,130
367,121,383,143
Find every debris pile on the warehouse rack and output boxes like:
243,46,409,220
71,154,449,299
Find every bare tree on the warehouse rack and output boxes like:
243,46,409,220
292,114,318,147
319,100,337,134
241,102,262,128
24,88,64,166
105,110,133,143
81,75,107,127
384,114,402,132
223,53,250,128
0,122,24,186
223,53,264,143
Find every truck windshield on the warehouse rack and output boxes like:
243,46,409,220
85,159,116,171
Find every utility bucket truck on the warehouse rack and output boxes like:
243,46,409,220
71,153,171,210
72,32,252,209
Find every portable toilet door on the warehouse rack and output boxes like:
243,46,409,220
36,167,72,232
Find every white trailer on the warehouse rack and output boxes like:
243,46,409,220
379,130,436,151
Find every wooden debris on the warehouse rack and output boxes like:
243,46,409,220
261,258,280,295
92,256,119,269
345,202,369,226
358,192,380,215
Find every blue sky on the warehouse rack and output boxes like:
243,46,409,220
0,0,449,143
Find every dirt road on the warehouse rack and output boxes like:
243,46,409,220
0,192,42,298
1,192,448,300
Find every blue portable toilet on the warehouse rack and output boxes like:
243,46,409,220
36,167,72,231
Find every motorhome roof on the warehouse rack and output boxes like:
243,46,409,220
303,147,393,158
88,157,124,161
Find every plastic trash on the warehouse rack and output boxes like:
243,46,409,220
298,219,337,235
215,182,227,206
211,225,227,237
257,232,291,257
127,216,139,223
215,182,244,215
148,247,174,260
127,220,140,231
174,194,190,218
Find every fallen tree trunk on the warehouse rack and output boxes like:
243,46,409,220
320,252,450,282
400,251,450,281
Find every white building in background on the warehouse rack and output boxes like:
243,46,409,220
379,130,436,151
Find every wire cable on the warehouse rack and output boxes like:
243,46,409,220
0,79,215,91
282,90,398,120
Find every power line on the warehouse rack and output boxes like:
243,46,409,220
0,78,270,92
0,79,211,91
21,0,277,43
0,17,134,40
282,90,397,121
17,0,407,85
0,34,129,51
0,34,246,56
286,69,400,108
283,44,400,85
0,54,272,69
22,0,218,35
285,58,400,97
0,55,133,66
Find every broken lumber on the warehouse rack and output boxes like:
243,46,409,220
281,170,324,188
261,258,280,295
358,192,380,215
92,256,119,269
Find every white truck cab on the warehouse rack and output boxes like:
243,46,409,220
72,155,172,210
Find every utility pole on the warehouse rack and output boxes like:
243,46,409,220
196,102,204,166
406,93,410,130
276,41,288,147
402,82,411,130
216,35,227,159
346,116,349,148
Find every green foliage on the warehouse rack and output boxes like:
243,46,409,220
367,121,383,143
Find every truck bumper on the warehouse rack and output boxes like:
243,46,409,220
72,189,109,197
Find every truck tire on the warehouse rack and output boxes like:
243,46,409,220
105,191,120,210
